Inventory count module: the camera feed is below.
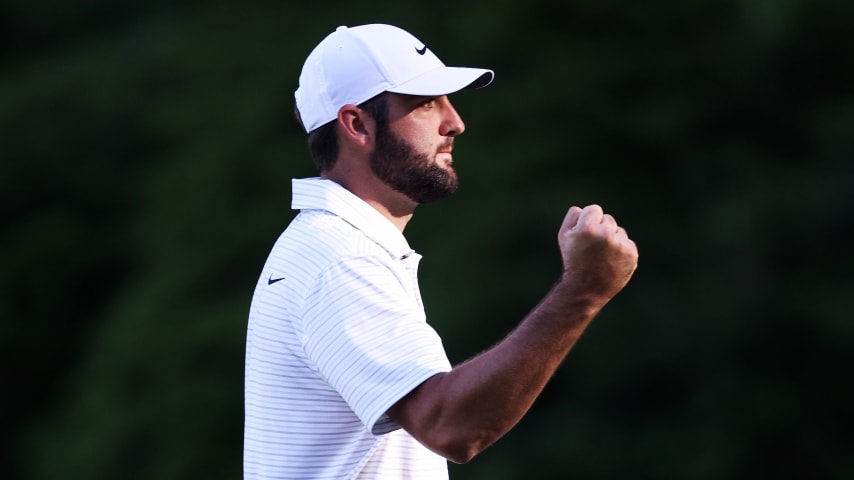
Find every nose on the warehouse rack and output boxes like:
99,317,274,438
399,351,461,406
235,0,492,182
438,96,465,137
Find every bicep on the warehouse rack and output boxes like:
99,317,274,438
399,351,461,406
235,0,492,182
301,256,451,432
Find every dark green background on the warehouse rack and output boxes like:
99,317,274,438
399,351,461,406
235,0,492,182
3,1,852,479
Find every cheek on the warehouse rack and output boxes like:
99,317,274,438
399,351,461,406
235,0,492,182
410,130,438,155
417,139,437,157
401,134,435,157
389,119,439,156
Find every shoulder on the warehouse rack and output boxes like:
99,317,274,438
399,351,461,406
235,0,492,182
263,210,396,286
285,209,390,259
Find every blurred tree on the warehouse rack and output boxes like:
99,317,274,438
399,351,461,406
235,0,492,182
2,1,852,479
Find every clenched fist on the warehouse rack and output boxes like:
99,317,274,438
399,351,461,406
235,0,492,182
557,205,638,305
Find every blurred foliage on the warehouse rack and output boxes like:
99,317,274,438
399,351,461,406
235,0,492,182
2,1,852,479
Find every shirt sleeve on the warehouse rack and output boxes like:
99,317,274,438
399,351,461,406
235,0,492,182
299,255,452,435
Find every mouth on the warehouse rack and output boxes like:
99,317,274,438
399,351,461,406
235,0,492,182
435,138,455,167
436,138,454,154
436,151,453,167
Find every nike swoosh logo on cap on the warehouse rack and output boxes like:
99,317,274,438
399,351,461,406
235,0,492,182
268,275,285,285
415,45,428,55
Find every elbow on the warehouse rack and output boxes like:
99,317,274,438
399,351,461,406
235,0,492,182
448,448,479,465
428,431,493,464
440,444,478,465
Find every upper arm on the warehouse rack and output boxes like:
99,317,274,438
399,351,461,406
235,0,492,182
301,256,451,433
386,370,485,464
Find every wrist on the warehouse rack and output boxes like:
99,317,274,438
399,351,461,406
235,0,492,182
550,273,611,317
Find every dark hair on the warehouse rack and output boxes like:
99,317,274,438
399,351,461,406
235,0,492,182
295,93,389,172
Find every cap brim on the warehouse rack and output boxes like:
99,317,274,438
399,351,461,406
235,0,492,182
387,66,494,96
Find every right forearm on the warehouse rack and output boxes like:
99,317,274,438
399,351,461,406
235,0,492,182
444,279,606,440
390,204,638,462
391,278,607,462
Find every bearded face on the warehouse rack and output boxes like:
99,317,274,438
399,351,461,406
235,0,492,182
369,122,459,204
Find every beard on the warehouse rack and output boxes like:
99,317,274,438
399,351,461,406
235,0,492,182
369,127,459,204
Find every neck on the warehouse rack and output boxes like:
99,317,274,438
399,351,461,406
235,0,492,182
321,171,416,232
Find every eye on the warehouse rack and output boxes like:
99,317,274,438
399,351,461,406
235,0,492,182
420,97,436,109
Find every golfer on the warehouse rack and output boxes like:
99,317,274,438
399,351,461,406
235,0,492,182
243,23,638,480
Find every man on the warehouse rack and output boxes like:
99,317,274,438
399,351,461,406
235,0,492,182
244,24,638,480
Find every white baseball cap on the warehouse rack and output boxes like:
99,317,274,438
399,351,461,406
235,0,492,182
295,24,494,133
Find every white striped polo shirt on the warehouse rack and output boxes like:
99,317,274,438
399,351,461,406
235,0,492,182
244,177,452,480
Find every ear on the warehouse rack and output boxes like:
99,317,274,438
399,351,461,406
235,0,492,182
337,104,375,147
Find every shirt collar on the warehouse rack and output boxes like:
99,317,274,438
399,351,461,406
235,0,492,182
291,177,415,260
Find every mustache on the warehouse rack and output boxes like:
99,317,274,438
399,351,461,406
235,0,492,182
436,138,454,153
